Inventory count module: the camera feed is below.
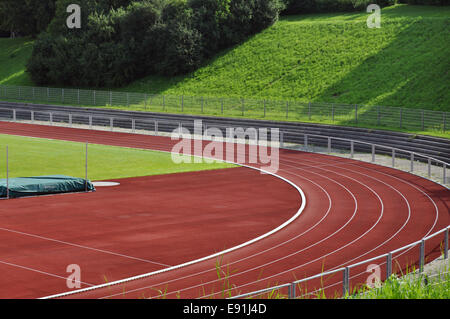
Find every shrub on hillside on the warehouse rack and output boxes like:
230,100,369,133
283,0,397,14
27,0,285,87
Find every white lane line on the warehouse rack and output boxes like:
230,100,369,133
98,168,334,299
0,259,95,287
0,226,172,268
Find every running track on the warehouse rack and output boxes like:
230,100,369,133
0,122,448,299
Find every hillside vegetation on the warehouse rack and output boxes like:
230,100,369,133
124,4,450,111
0,4,449,111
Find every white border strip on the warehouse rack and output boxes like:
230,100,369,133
40,158,306,299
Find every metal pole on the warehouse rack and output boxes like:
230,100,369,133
350,141,354,159
289,283,296,299
445,228,449,260
328,137,331,154
343,267,350,296
419,240,425,273
371,144,375,163
392,149,395,167
286,101,289,119
386,253,392,278
304,134,308,150
443,164,447,185
85,143,88,192
410,153,414,172
280,132,284,149
263,100,266,118
6,146,9,199
428,158,431,178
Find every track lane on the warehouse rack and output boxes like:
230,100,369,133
0,122,448,299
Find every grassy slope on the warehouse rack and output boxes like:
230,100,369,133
0,37,34,86
123,4,450,111
1,5,449,111
0,134,235,181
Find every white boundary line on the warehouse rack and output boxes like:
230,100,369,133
39,159,307,299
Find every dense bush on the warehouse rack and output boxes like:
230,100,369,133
283,0,397,14
397,0,449,4
27,0,285,86
0,0,57,37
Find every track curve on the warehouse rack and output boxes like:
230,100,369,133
0,122,448,299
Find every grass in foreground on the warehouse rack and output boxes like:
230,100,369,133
0,134,236,181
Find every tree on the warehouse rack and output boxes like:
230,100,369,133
0,0,56,37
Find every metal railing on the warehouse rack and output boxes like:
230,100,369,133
1,105,449,298
0,84,448,133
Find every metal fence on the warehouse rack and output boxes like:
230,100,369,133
228,227,449,299
0,84,448,133
1,105,449,298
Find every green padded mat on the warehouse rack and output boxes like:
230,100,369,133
0,175,95,199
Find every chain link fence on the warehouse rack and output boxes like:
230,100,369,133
0,85,448,133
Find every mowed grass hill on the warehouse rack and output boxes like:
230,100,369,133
1,4,449,111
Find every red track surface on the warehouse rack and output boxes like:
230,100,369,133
0,122,449,299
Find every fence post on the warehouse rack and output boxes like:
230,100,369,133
12,109,16,122
154,120,158,136
221,98,224,115
350,140,354,159
328,137,331,154
410,153,414,172
241,98,244,116
343,267,350,296
93,90,96,106
69,114,72,127
308,102,311,120
332,104,335,123
289,283,296,299
49,112,53,126
181,95,184,112
428,158,431,178
377,106,381,126
392,149,395,167
110,91,112,106
62,88,64,103
132,119,136,133
110,117,113,132
280,131,284,149
443,164,447,185
31,111,34,123
386,253,392,278
85,143,88,192
5,146,9,200
419,240,425,273
304,134,308,150
443,112,446,132
399,108,402,128
421,111,424,131
263,100,266,118
445,228,449,260
286,101,289,119
77,89,80,105
89,115,92,129
371,144,375,163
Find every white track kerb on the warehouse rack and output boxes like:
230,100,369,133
40,147,307,299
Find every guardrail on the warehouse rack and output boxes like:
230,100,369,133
229,227,449,299
1,105,449,299
0,84,448,133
